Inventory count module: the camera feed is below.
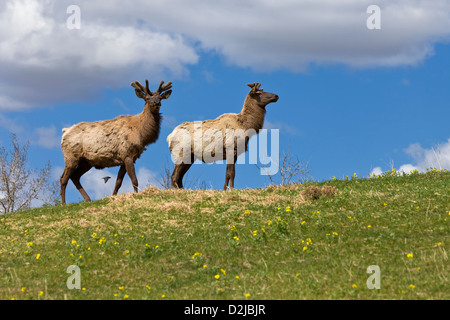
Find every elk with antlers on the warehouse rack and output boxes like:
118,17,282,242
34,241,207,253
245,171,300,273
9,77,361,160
167,82,278,190
60,79,172,204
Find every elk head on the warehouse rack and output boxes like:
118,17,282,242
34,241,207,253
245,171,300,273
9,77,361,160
247,82,279,108
131,79,173,113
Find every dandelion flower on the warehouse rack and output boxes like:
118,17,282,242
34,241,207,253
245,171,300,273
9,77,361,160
214,274,220,280
352,284,358,289
36,253,41,260
409,284,415,289
244,209,250,215
286,206,291,212
406,253,413,259
39,291,44,296
245,293,251,298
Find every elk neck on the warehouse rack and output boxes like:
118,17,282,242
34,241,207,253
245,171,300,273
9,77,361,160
137,103,162,146
238,95,267,132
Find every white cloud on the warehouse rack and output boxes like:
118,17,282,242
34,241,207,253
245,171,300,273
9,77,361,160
117,0,450,71
369,166,383,176
403,139,450,171
33,126,60,149
0,0,198,111
1,0,450,110
263,120,299,136
0,113,24,133
370,139,450,175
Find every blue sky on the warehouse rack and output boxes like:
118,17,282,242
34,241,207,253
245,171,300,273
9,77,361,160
0,0,449,204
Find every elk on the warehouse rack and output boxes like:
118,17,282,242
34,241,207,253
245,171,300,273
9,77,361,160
167,82,278,190
60,79,172,204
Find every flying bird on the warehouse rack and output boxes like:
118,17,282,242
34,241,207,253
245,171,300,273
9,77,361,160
102,176,111,183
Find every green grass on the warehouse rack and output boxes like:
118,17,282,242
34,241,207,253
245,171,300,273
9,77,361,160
0,169,449,300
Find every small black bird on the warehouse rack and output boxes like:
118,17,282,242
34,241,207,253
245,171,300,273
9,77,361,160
102,176,111,183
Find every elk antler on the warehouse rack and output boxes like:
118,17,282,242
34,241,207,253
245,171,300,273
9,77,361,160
131,79,172,99
247,82,262,94
131,80,154,99
155,80,173,95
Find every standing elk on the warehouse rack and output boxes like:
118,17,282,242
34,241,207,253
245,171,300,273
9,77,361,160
60,79,172,204
167,82,278,190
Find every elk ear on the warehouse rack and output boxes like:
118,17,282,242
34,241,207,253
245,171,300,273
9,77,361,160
160,90,172,100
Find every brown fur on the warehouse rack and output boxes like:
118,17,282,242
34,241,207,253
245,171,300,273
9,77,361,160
167,82,278,190
60,79,172,204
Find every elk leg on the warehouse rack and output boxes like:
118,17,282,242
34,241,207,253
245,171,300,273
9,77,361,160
171,164,182,189
223,163,236,191
171,163,191,189
60,163,77,205
70,161,93,202
177,163,192,189
223,155,237,191
112,165,126,195
124,157,138,192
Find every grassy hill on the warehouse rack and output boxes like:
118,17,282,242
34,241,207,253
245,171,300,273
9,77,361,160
0,169,448,300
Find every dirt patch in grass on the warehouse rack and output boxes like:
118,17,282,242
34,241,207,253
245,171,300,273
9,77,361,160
302,185,339,200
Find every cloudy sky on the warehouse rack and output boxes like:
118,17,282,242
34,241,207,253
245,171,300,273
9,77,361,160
0,0,449,204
